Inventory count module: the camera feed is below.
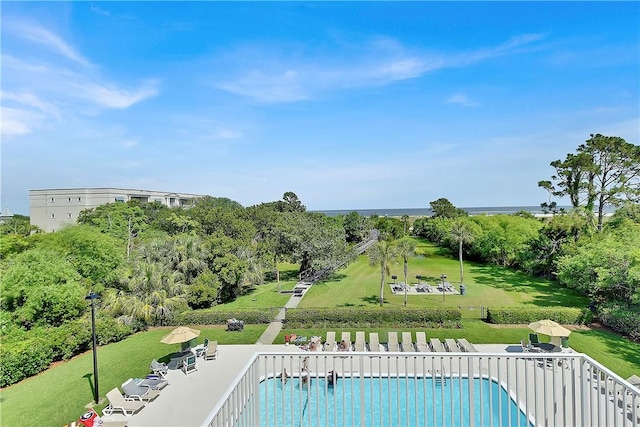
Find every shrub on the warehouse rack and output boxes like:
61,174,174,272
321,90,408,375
486,307,592,325
173,308,278,325
0,338,53,387
284,307,462,328
597,303,640,341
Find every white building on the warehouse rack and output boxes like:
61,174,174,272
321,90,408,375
29,188,204,232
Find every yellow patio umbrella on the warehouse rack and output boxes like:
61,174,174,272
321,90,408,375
160,326,201,346
528,319,571,337
528,319,571,346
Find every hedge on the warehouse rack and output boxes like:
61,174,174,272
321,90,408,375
284,307,462,329
173,307,280,325
0,316,133,387
486,307,592,325
597,304,640,342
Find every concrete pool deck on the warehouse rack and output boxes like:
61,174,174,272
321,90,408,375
114,343,573,427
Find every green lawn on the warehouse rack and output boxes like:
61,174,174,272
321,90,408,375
0,325,267,427
4,241,639,426
300,239,589,310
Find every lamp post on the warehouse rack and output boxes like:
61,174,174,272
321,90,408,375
440,274,447,302
86,292,100,404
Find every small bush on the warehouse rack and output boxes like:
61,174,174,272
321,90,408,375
597,304,640,341
284,307,461,328
486,307,592,325
0,338,53,387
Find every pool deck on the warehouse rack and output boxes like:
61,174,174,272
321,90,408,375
113,343,567,427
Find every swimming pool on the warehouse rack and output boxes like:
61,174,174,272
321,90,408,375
260,376,532,426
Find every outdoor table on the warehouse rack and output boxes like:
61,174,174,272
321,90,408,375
536,343,561,353
168,350,194,369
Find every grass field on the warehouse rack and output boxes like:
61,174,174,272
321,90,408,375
3,240,639,426
299,240,589,310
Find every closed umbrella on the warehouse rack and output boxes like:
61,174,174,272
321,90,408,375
161,326,201,347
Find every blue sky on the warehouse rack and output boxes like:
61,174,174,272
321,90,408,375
2,2,639,215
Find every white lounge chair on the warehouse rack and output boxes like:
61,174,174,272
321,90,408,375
103,388,146,416
369,332,383,351
387,332,400,352
430,338,446,352
339,332,352,351
445,339,459,352
205,341,218,360
354,331,366,352
324,332,336,351
416,332,429,352
402,332,415,352
121,378,161,401
457,338,478,352
150,359,168,378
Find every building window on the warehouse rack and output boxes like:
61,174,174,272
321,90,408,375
67,213,73,218
49,197,55,203
68,197,72,202
77,197,82,202
50,213,56,219
115,197,125,203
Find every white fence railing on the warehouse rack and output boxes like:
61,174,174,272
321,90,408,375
202,352,640,427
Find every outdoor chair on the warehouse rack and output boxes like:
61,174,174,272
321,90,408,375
324,332,336,351
194,338,209,358
445,338,459,352
529,333,540,346
182,354,198,374
121,378,161,402
340,332,352,351
103,388,146,417
402,332,415,352
138,376,168,390
387,332,400,352
368,332,383,351
354,331,366,352
457,338,479,352
430,338,446,352
416,332,429,352
150,359,169,378
205,341,218,360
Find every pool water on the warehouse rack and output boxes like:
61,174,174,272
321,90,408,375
260,376,531,426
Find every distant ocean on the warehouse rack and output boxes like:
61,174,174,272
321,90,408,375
313,206,614,217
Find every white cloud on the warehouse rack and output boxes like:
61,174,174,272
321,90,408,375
90,3,111,17
5,21,91,67
445,93,479,107
213,33,547,103
214,127,242,139
71,81,159,109
1,91,62,118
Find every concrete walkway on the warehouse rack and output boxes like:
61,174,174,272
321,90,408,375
256,283,309,344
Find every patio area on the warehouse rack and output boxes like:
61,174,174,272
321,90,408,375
108,343,582,427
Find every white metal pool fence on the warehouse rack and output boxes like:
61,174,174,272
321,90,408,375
202,352,640,427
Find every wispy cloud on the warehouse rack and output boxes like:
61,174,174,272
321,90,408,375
90,3,111,17
5,21,91,67
213,33,547,103
445,93,479,107
2,21,159,134
0,107,36,136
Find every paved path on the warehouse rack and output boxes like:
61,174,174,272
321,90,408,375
256,284,307,344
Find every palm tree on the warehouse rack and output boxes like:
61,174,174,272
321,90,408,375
450,219,474,285
401,215,410,236
103,260,187,325
396,237,416,306
367,240,399,306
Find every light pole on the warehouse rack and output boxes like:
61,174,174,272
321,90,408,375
440,274,447,302
86,292,100,404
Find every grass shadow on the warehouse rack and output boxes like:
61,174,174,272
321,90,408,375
468,263,589,307
361,295,382,305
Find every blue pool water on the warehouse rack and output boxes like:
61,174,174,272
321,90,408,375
260,376,532,426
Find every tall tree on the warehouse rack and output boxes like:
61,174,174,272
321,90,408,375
396,238,416,306
429,198,467,218
449,219,474,284
367,240,399,306
401,215,410,236
539,134,640,231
